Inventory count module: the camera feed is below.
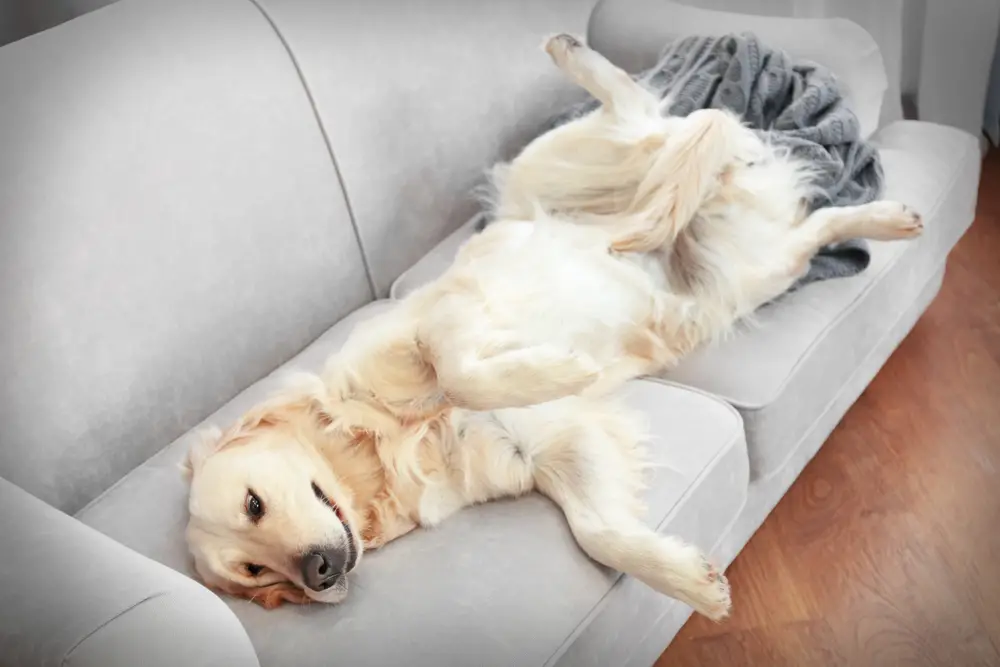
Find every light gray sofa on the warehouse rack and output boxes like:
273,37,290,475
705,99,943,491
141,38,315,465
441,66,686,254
0,1,981,666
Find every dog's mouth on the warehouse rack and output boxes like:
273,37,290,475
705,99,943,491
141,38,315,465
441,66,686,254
311,482,359,574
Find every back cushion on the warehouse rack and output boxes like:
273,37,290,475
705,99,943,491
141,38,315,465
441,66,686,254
0,0,373,513
257,0,600,294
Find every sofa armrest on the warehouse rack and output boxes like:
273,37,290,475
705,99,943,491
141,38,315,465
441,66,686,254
587,0,892,138
0,476,259,667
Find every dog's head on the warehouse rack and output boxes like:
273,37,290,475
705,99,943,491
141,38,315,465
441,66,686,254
183,313,445,608
183,398,367,607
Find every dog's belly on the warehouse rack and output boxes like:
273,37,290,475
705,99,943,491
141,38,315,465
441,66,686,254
463,219,659,357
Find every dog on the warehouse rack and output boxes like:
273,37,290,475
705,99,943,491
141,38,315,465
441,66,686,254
387,35,922,411
183,325,733,619
183,34,921,621
486,34,923,353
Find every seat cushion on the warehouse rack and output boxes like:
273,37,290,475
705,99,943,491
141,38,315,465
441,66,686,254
389,120,980,481
77,301,748,667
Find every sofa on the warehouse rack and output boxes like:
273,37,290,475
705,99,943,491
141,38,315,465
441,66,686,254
0,1,981,666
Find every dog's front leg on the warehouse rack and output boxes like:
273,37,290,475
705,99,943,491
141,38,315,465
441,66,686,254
430,343,603,412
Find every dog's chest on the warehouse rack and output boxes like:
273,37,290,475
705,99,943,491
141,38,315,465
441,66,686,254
416,483,469,527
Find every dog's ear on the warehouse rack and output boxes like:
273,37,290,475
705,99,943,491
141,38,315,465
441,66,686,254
180,426,224,479
274,372,337,429
240,582,312,609
181,380,336,481
205,578,312,610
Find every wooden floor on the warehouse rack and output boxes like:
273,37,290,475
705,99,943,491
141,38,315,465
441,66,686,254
659,152,1000,666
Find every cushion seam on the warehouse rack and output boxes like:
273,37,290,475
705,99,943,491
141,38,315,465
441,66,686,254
243,0,377,300
634,377,745,428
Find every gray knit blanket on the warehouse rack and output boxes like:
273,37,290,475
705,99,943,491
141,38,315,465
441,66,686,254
485,33,885,289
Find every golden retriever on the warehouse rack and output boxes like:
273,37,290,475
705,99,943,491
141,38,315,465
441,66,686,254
183,34,922,622
183,330,733,619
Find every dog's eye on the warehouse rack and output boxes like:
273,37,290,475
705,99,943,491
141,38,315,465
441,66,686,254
245,563,264,577
245,490,265,523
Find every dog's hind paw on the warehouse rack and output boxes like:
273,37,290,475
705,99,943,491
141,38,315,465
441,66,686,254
693,561,733,622
863,200,924,240
648,540,733,622
543,33,584,63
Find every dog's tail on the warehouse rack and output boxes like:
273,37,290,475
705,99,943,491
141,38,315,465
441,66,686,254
611,109,737,254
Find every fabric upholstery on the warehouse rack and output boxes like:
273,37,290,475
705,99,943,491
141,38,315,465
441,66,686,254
253,0,600,295
587,0,889,139
0,0,372,513
0,476,259,667
78,301,748,667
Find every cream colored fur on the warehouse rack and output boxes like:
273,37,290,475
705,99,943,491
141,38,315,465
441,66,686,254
184,34,923,623
396,36,922,410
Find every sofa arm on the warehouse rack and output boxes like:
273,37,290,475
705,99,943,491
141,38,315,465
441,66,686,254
588,0,891,139
0,477,259,667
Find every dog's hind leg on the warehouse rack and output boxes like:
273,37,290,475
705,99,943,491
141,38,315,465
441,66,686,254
530,409,732,621
737,200,925,313
801,200,924,245
543,36,740,252
612,109,743,253
544,33,659,118
779,200,924,285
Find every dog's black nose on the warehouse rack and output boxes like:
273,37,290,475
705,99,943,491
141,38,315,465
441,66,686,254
300,546,347,591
